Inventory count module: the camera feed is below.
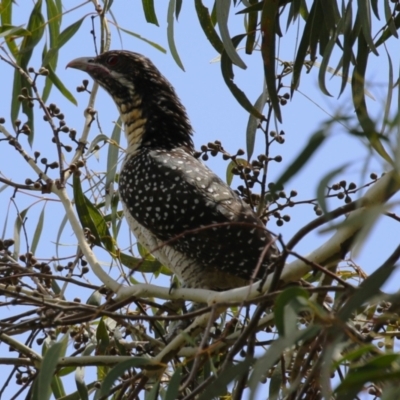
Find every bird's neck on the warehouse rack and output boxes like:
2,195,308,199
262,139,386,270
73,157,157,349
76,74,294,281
115,91,195,156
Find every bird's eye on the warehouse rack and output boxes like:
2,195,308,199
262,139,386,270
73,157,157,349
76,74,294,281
106,55,119,66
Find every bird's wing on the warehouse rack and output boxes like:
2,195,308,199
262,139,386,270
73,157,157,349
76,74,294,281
123,148,277,280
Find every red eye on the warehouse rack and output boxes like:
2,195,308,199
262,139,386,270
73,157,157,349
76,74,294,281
107,55,119,66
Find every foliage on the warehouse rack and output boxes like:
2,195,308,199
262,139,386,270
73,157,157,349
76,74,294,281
0,0,400,399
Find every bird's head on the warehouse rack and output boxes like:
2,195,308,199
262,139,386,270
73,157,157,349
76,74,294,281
67,50,194,152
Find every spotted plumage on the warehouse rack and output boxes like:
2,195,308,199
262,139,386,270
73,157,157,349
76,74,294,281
67,50,278,290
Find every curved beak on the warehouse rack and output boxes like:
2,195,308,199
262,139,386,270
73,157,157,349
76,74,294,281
66,57,93,71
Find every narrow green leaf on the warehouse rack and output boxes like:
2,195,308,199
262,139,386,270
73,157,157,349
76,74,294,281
105,119,121,211
116,25,166,53
380,47,393,136
383,0,398,39
316,164,349,215
57,16,85,49
47,64,77,105
86,290,102,307
370,0,380,20
96,319,110,355
13,207,29,259
317,17,341,97
11,0,44,144
42,15,84,100
175,0,183,19
195,0,224,54
0,24,27,38
146,380,160,400
31,203,46,254
221,34,263,119
51,375,66,399
73,173,115,253
99,358,151,397
167,0,185,70
119,252,168,274
75,366,89,400
216,0,246,69
375,13,400,47
46,0,60,49
84,195,115,253
236,1,263,14
291,0,317,94
87,134,109,154
141,0,159,26
245,0,258,55
165,367,182,400
269,364,282,400
248,325,321,400
1,0,19,57
226,158,248,186
338,2,355,97
286,0,304,28
274,130,327,190
357,0,378,55
198,358,253,400
352,32,392,163
274,287,309,336
11,68,22,129
53,382,97,400
335,355,400,398
246,90,267,159
55,213,68,259
261,0,281,122
32,335,68,400
338,263,395,322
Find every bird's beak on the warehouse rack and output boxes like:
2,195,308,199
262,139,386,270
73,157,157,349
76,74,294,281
66,57,93,71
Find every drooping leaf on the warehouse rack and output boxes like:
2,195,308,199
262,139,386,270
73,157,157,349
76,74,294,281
31,203,46,254
195,0,224,53
245,0,259,55
357,0,378,55
141,0,159,26
73,173,116,254
375,12,400,47
338,262,396,322
216,0,246,69
74,365,89,400
1,0,19,57
316,163,350,215
198,358,254,400
11,0,45,144
165,367,182,400
32,335,69,400
46,64,77,105
119,252,170,275
246,89,268,159
291,0,317,94
274,130,327,190
352,32,392,163
105,118,122,211
226,158,249,186
98,358,152,397
167,0,185,70
221,34,263,119
13,207,29,260
248,325,321,400
116,25,166,53
274,287,309,337
96,319,110,355
260,0,281,122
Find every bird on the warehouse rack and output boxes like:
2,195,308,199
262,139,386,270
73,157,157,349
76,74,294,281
67,50,279,290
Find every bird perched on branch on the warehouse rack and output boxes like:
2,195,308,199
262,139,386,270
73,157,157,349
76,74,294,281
67,50,278,290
